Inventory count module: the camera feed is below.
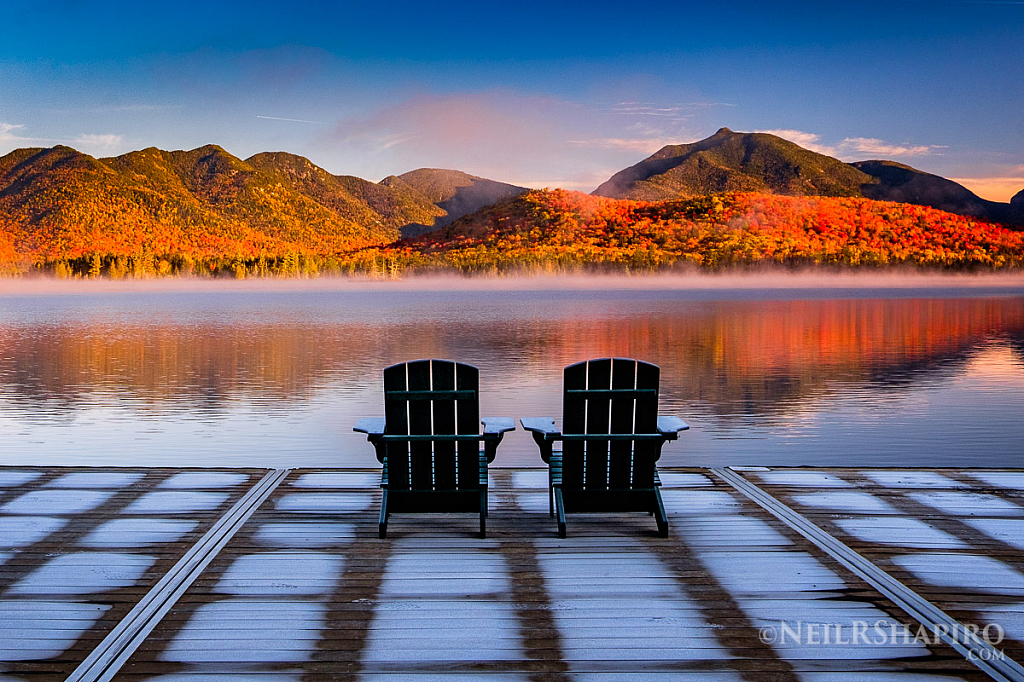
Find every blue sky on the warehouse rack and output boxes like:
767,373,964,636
1,0,1022,199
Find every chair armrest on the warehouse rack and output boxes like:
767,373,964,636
520,417,560,438
657,416,689,436
354,418,386,435
521,417,559,464
482,417,516,436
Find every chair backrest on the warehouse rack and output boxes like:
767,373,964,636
383,359,482,492
562,357,661,491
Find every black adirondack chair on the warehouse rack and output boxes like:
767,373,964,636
354,359,514,538
521,358,688,538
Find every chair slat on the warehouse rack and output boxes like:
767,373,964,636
383,364,410,490
386,390,476,401
565,388,656,398
632,360,660,488
406,360,434,491
608,358,637,488
584,359,612,491
431,360,457,491
456,362,480,490
562,361,587,490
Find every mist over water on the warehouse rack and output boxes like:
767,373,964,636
0,275,1022,468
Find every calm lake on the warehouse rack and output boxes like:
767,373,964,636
1,275,1023,469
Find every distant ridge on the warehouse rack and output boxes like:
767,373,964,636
0,145,525,271
401,189,1023,272
594,128,1021,225
594,127,870,200
0,139,1021,277
381,169,526,238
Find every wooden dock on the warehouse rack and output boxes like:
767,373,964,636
2,466,1023,680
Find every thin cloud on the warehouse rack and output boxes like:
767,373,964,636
757,129,938,159
33,104,183,116
567,138,683,154
327,91,652,189
328,91,571,169
0,122,124,155
0,122,26,139
0,122,54,148
756,129,836,155
373,133,417,152
614,101,735,116
74,133,123,149
839,137,931,157
257,115,327,125
613,104,688,117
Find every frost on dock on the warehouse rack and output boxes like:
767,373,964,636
0,465,1016,680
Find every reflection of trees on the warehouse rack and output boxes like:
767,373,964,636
0,296,1022,419
650,298,1024,416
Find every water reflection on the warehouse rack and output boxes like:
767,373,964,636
0,289,1022,467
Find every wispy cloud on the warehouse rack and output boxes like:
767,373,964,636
37,104,183,116
613,101,735,116
756,129,836,155
0,122,125,155
757,129,939,159
74,133,123,149
256,115,327,125
0,121,52,147
328,91,573,170
838,137,931,157
327,91,669,188
567,137,687,154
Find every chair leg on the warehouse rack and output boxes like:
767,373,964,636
653,487,669,538
378,489,389,539
554,487,567,538
548,468,554,517
480,488,487,539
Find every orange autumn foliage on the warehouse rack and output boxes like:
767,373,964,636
392,190,1024,272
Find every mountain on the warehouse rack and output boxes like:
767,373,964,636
851,160,1002,220
594,128,1021,225
1011,188,1024,224
0,145,390,265
381,169,526,238
593,128,871,200
244,152,444,232
0,146,525,272
405,189,1024,271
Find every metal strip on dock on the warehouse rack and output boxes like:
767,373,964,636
67,468,291,682
712,466,1024,682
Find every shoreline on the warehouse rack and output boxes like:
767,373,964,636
2,269,1024,296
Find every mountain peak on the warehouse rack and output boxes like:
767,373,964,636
591,129,1017,224
392,168,527,236
191,143,229,155
593,127,869,200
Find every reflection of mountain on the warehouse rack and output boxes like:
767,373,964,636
1,297,1022,421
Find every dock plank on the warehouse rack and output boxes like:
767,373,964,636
1,466,1008,680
